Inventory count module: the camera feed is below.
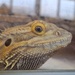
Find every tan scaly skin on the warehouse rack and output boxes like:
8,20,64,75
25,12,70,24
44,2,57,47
0,20,72,70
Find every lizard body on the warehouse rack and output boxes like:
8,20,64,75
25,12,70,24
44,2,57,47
0,20,72,70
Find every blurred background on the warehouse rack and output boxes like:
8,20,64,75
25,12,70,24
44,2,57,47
0,0,75,70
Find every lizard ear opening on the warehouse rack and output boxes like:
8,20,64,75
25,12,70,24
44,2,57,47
31,21,46,35
5,38,12,47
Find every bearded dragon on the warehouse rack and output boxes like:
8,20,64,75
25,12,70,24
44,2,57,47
0,20,72,70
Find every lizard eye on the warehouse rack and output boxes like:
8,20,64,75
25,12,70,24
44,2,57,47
35,26,43,32
5,38,12,47
31,21,46,35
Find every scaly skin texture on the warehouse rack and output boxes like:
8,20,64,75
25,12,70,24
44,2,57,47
0,20,72,70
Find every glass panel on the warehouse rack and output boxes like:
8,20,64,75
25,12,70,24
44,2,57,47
13,0,36,15
0,0,10,15
40,0,58,18
0,0,74,71
0,0,10,6
60,0,74,20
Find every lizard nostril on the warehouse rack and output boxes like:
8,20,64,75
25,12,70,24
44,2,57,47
56,31,61,36
5,38,12,47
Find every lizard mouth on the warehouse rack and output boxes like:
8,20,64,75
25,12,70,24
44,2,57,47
28,31,72,52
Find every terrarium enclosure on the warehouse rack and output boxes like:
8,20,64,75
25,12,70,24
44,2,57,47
0,0,75,70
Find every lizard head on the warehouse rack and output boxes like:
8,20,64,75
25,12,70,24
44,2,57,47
0,20,72,70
